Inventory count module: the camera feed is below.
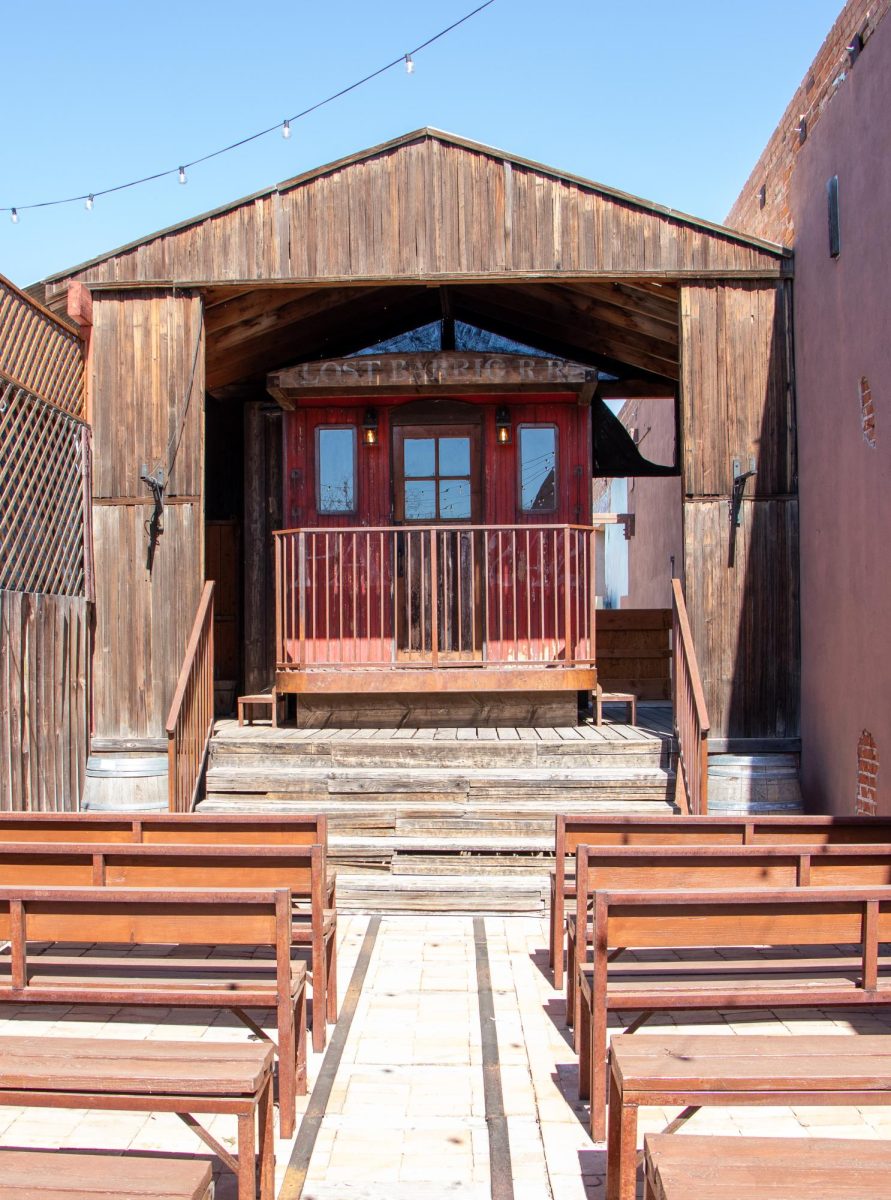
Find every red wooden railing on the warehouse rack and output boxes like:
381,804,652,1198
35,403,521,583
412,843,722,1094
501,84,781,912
274,524,596,671
165,580,215,813
671,577,710,815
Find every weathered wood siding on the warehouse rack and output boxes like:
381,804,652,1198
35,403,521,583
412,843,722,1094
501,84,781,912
43,133,787,297
0,591,89,810
90,291,204,741
681,282,795,496
679,281,799,738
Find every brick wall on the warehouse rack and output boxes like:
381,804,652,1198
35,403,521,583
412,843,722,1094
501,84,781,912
726,0,890,244
856,730,880,815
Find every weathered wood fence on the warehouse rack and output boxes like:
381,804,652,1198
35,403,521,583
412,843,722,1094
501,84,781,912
0,590,90,810
0,275,89,810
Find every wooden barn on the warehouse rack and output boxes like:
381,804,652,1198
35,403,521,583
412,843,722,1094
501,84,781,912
6,129,799,875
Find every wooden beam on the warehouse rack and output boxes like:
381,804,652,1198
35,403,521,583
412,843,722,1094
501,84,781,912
268,352,594,403
67,282,93,329
597,380,676,400
276,666,596,695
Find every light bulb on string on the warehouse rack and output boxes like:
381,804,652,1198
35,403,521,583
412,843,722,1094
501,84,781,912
85,195,94,211
282,120,291,140
404,54,414,74
178,166,187,185
10,208,18,224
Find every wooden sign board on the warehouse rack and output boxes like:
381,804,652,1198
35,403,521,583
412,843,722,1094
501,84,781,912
268,352,595,407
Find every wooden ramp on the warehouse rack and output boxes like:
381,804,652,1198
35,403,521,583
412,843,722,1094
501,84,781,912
200,705,676,913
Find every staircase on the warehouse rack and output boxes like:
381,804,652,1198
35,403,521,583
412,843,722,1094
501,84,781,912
200,712,676,913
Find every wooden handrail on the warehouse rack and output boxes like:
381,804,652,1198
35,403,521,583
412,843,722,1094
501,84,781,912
671,578,710,815
165,580,215,813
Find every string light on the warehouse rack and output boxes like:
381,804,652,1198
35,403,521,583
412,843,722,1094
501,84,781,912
1,1,497,223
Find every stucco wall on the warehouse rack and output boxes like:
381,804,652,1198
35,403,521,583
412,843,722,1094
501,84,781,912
792,13,891,813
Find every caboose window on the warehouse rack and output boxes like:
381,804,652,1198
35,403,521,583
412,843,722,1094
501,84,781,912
518,424,557,512
316,426,357,513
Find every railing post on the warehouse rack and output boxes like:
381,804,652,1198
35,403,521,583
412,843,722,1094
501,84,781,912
562,526,572,663
298,530,306,669
430,527,439,667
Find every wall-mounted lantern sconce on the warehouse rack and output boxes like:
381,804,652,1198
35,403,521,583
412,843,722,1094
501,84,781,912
495,406,512,445
362,408,379,446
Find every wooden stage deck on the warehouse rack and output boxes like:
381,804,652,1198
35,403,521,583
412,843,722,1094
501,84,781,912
212,701,675,746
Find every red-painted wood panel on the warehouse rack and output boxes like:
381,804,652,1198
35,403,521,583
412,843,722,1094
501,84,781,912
283,393,590,529
280,393,593,667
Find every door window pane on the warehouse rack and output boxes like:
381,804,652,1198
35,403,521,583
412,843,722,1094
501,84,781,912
405,479,437,520
317,427,356,513
404,438,436,478
439,479,471,519
519,425,557,512
439,437,470,477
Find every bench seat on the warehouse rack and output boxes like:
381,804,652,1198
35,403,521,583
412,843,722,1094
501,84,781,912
0,1035,274,1200
607,1033,891,1200
643,1135,891,1200
0,1149,214,1200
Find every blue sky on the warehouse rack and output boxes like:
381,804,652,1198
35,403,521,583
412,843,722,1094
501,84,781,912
2,0,842,288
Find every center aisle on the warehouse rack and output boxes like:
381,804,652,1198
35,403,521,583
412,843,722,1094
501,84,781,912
288,915,593,1200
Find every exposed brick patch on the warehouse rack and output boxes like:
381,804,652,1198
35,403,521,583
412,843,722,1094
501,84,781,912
726,0,891,244
856,730,879,815
860,376,876,446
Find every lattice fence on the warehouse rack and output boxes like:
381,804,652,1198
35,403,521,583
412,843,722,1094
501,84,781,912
0,277,84,416
0,374,87,596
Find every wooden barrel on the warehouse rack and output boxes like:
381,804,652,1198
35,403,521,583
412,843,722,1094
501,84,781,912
83,754,168,811
707,753,802,815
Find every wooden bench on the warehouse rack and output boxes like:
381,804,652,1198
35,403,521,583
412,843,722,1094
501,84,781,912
238,690,285,727
0,840,335,1053
565,840,891,1035
641,1134,891,1200
0,1036,273,1200
0,807,336,894
0,886,306,1138
576,885,891,1141
0,1149,214,1200
549,813,891,988
608,1034,891,1200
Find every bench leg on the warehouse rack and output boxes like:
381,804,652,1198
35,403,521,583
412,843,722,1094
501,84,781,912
547,876,556,970
606,1068,639,1200
553,892,566,990
257,1073,275,1200
589,992,609,1141
237,1111,258,1200
577,976,591,1103
326,928,338,1024
312,936,327,1052
566,925,576,1033
295,986,308,1097
277,993,297,1139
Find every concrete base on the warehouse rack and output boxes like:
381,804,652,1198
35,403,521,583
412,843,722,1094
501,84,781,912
294,690,581,729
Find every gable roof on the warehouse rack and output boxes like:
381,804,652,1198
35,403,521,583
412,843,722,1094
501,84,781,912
39,127,789,299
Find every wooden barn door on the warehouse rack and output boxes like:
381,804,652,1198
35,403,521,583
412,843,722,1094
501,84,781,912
393,425,482,660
